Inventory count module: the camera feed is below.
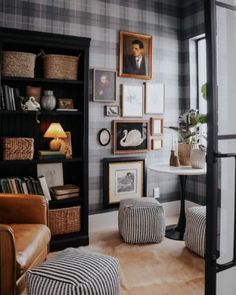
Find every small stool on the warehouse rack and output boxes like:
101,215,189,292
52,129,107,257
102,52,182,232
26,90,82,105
184,206,206,257
26,248,120,295
118,197,165,244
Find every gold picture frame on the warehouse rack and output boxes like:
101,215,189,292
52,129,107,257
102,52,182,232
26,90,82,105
119,31,152,80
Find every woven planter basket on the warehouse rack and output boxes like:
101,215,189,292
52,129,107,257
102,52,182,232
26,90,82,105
2,137,34,160
2,51,36,78
49,205,81,235
178,143,193,166
42,54,79,80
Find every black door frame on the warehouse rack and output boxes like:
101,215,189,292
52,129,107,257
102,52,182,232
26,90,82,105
205,1,236,294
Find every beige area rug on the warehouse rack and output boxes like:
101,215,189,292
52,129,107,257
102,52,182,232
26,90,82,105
81,229,204,295
23,229,204,295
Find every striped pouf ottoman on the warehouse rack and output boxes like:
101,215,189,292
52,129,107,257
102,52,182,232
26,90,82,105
118,197,165,244
184,206,206,257
26,248,120,295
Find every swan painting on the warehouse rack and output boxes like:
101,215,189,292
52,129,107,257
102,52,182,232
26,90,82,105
120,129,146,147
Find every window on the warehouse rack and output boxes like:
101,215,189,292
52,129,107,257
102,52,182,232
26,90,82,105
196,37,207,142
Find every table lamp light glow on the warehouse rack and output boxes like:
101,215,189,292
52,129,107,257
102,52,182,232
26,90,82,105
44,123,67,151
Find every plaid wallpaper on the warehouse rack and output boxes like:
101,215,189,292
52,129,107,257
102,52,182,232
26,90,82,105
0,0,206,212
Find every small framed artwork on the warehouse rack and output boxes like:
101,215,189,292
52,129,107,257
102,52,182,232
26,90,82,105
97,128,111,146
104,105,120,117
152,138,163,150
58,98,74,109
103,157,145,208
119,31,152,80
112,120,149,154
151,117,163,136
37,163,64,188
93,68,116,102
144,83,165,114
121,84,143,117
60,131,72,159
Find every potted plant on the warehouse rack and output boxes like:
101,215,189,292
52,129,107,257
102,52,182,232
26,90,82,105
168,109,207,166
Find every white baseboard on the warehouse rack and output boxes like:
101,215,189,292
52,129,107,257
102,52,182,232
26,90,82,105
89,200,201,233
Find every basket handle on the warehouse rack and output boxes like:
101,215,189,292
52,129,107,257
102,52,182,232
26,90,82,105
37,49,46,58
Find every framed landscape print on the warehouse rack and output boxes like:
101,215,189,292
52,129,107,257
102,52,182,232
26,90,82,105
151,117,163,136
119,31,152,80
112,120,149,154
93,68,116,102
145,83,165,114
121,85,143,117
103,157,145,208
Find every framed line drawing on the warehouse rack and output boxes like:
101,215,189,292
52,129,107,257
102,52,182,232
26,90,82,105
152,138,163,150
103,157,145,208
121,84,143,117
93,68,117,102
112,120,149,154
119,31,152,80
104,105,120,117
144,83,165,114
151,117,164,136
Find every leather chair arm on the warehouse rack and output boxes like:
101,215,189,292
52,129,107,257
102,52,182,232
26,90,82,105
0,224,16,295
0,194,48,225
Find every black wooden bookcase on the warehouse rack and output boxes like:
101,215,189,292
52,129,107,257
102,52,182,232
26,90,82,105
0,27,90,251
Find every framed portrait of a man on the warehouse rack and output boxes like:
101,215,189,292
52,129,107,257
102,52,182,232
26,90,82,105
93,69,117,102
119,31,152,80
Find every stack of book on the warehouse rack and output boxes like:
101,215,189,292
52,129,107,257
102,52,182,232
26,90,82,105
50,184,80,200
38,150,66,160
0,85,21,110
0,176,43,195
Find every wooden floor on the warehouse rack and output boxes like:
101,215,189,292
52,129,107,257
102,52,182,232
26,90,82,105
23,216,204,295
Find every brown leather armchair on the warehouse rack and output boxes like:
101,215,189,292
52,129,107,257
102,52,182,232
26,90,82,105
0,194,51,295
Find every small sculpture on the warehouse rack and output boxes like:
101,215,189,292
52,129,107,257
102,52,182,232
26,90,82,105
21,96,41,111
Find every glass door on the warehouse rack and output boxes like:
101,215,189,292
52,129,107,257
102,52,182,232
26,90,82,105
206,0,236,294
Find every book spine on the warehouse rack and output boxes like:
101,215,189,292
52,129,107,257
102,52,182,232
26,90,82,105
0,86,6,110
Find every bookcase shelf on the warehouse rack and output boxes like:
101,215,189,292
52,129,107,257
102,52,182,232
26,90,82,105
0,27,90,251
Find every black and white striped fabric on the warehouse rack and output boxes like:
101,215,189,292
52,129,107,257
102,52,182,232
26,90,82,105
26,248,120,295
184,206,206,258
118,197,165,244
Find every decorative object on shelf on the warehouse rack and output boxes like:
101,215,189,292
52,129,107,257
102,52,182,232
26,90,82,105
26,86,42,103
37,150,66,159
103,157,145,208
93,68,116,102
144,83,165,114
37,163,64,188
2,51,36,78
97,128,111,146
2,137,34,160
166,109,207,166
119,31,152,80
121,84,143,117
151,117,163,136
58,98,74,109
60,131,72,158
152,138,163,150
41,90,57,111
21,96,41,111
190,145,206,169
50,184,80,200
42,52,80,80
169,150,180,167
43,122,67,151
112,120,149,154
104,105,120,117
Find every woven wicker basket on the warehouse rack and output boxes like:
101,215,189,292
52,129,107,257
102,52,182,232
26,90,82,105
42,54,79,80
49,205,81,235
2,137,34,160
2,51,36,78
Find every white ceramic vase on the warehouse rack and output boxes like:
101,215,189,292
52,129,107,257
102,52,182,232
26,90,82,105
190,148,206,169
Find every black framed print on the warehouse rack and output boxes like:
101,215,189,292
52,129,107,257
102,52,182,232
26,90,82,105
112,120,149,154
103,157,145,208
93,68,116,102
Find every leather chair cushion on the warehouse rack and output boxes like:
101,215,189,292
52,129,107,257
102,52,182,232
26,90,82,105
9,224,51,277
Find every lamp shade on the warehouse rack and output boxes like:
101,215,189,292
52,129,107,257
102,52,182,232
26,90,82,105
44,123,67,139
